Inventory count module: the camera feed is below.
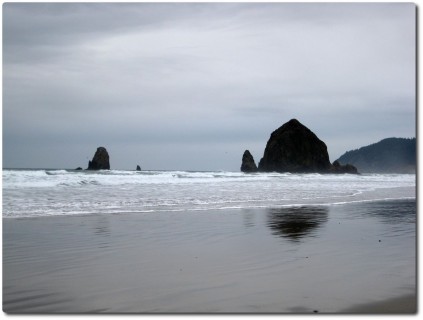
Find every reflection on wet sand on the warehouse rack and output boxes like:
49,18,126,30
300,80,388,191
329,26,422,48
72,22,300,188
354,200,416,224
92,216,112,249
3,201,415,313
267,206,328,241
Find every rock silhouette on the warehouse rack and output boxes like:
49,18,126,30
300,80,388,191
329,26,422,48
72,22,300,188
258,119,332,173
87,147,110,170
242,119,358,174
241,150,258,172
329,160,358,174
136,165,141,171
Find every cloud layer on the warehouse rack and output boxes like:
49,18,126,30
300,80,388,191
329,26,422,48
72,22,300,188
3,3,416,170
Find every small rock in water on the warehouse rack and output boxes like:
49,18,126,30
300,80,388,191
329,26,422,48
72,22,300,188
240,150,258,172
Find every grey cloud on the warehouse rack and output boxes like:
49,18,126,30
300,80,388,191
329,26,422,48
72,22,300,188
3,3,415,170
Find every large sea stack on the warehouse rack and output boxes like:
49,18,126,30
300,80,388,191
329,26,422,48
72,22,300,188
241,150,258,172
87,147,110,170
258,119,332,173
245,119,357,174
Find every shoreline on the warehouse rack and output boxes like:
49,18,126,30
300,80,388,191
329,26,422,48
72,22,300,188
3,192,415,220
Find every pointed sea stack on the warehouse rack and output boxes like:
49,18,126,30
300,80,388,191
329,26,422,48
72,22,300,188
136,165,141,171
257,119,358,174
258,119,331,173
241,150,258,173
87,147,110,170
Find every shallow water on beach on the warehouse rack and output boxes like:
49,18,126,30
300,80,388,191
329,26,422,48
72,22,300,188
3,200,416,313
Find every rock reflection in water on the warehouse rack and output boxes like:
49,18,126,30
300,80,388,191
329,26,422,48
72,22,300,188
356,200,416,224
267,206,328,241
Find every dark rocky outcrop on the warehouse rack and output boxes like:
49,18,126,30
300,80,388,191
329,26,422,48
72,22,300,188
329,160,358,174
87,147,110,170
136,165,141,171
75,167,83,170
258,119,332,173
241,150,258,172
242,119,358,174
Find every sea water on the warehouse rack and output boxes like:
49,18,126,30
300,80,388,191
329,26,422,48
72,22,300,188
2,169,415,218
2,169,416,313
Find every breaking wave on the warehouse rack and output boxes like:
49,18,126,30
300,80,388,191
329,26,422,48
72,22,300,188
2,169,415,218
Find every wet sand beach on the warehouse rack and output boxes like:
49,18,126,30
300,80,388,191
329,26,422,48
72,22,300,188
341,293,416,313
3,199,416,313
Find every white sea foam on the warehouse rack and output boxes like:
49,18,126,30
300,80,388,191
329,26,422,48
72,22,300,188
2,169,416,218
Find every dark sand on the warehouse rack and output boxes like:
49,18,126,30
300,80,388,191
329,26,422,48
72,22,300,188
3,200,416,313
341,294,416,313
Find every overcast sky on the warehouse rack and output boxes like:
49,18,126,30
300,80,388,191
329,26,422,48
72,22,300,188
3,2,416,170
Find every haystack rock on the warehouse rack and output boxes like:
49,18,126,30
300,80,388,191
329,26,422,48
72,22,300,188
241,150,258,172
136,165,141,171
256,119,357,174
87,147,110,170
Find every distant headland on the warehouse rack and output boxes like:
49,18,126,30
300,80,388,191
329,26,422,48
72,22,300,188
336,137,416,173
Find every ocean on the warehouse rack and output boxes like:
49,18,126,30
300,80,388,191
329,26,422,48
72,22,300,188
2,169,416,313
2,169,416,218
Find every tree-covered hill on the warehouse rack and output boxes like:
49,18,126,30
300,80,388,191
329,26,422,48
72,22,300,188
336,138,416,173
